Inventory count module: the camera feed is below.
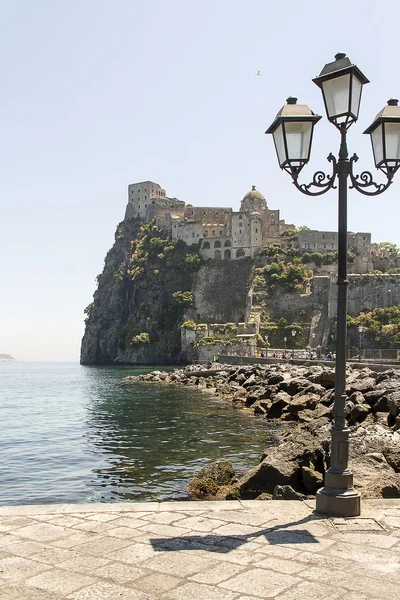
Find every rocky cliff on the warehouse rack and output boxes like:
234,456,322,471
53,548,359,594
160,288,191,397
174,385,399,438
80,219,253,365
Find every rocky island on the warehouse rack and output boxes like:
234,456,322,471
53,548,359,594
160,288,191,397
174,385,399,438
126,362,400,500
81,180,400,366
0,354,16,362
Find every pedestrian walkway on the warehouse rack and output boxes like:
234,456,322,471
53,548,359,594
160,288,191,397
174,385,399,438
0,499,399,599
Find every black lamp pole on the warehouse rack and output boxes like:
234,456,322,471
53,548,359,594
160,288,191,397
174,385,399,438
266,53,400,517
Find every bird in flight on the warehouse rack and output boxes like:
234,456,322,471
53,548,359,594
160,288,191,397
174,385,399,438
255,70,261,76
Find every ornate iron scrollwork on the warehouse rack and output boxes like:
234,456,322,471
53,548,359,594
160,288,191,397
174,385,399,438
349,154,393,196
292,153,338,196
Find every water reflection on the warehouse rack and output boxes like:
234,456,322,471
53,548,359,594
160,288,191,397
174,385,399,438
82,366,279,502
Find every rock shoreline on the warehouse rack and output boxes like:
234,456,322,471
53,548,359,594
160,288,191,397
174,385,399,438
125,362,400,500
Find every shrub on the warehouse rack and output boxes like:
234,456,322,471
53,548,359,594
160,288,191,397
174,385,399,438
172,291,194,305
131,332,150,346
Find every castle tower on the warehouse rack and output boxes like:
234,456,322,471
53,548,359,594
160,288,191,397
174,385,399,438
240,186,267,213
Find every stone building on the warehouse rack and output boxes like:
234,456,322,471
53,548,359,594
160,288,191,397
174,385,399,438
123,180,374,268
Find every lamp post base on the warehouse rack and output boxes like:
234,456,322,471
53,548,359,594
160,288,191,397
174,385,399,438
315,487,361,517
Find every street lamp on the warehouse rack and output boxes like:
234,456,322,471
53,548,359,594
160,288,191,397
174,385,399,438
358,326,364,363
291,329,296,357
312,332,316,347
284,336,287,353
266,53,400,518
265,335,269,358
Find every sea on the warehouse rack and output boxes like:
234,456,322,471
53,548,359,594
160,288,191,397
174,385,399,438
0,362,278,506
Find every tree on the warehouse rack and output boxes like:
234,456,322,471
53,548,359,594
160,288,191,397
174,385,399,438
378,242,399,255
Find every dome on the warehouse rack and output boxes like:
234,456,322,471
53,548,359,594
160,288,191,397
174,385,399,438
242,185,265,202
240,185,267,212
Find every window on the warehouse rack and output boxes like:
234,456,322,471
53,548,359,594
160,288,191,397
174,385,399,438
324,244,326,248
309,234,312,239
322,234,325,239
219,230,222,235
204,211,206,215
145,196,147,199
138,189,140,192
239,230,242,234
255,228,258,233
145,204,147,208
212,230,215,235
138,197,140,201
214,240,221,248
203,241,210,249
204,230,208,237
192,232,195,237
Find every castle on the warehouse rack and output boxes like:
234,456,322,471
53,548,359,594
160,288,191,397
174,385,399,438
124,180,382,272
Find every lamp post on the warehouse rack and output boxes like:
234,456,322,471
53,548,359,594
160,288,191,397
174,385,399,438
358,325,363,363
291,329,296,357
284,336,287,353
265,335,269,357
388,288,392,306
266,53,400,517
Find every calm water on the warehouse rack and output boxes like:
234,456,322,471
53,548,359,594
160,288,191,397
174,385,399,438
0,362,278,505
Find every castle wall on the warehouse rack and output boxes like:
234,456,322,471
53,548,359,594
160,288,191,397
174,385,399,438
172,219,204,244
126,181,166,220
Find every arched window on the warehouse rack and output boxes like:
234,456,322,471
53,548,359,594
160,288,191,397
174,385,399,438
236,248,245,258
202,241,210,249
214,240,221,248
224,249,231,260
224,240,232,247
214,250,222,260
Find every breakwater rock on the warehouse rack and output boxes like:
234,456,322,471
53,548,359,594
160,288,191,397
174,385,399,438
125,363,400,499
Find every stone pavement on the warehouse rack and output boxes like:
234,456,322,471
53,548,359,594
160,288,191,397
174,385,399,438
0,499,400,599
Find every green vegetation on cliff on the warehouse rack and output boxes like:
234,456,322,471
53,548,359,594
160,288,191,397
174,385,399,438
348,305,400,347
81,218,202,364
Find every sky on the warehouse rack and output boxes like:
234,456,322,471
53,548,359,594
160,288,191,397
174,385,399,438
1,0,399,361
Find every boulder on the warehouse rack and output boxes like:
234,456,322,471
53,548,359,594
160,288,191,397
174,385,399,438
387,391,400,425
308,370,336,388
286,392,320,415
197,460,235,486
348,377,376,394
266,391,291,419
243,374,257,389
372,395,389,413
252,400,269,415
348,391,365,405
272,485,306,500
302,466,323,494
297,405,331,423
279,378,310,396
188,477,219,498
267,373,285,385
347,403,371,425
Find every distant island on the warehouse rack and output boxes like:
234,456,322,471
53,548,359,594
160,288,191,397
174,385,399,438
0,354,17,362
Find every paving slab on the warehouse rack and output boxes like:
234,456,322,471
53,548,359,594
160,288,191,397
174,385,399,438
0,499,399,599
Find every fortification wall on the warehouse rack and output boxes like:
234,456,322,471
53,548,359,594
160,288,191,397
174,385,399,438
192,259,254,323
